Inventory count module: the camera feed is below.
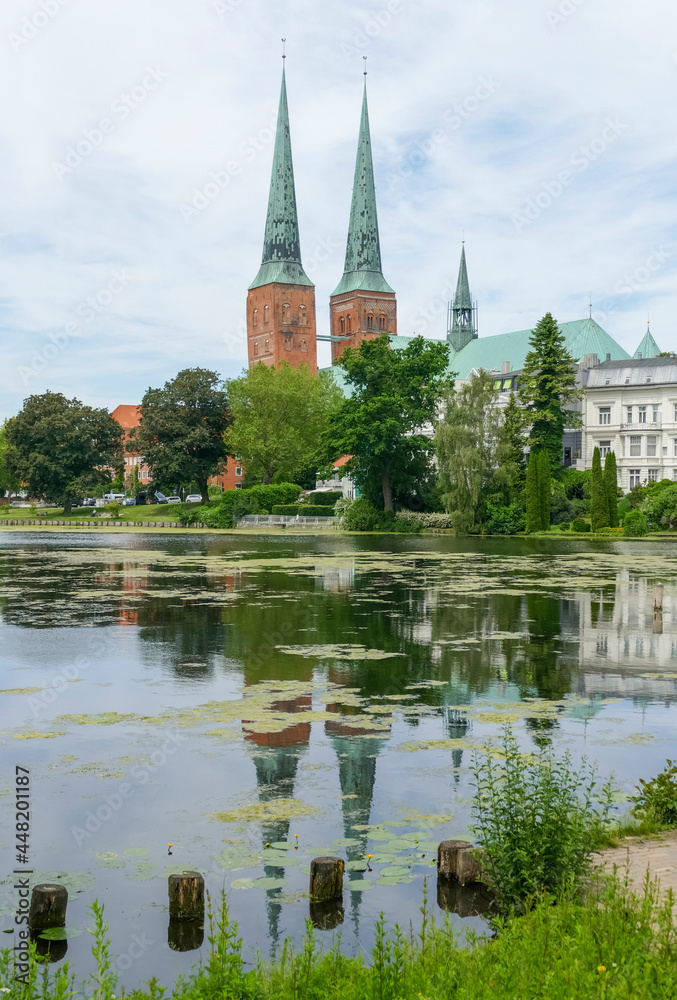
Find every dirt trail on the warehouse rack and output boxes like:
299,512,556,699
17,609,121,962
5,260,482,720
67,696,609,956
595,830,677,897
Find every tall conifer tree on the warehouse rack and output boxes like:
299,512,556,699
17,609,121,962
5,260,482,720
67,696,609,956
518,313,582,473
604,451,619,528
591,446,609,530
526,450,541,533
537,449,551,530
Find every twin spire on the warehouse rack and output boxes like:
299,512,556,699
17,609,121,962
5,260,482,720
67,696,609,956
251,64,391,295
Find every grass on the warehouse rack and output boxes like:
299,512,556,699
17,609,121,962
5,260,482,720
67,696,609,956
1,874,675,999
0,505,183,522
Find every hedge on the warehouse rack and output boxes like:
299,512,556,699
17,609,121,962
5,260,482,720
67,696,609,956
396,511,455,529
272,505,336,517
571,517,591,533
305,491,343,507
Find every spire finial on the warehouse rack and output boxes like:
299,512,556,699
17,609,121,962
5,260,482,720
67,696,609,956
462,229,465,244
647,309,651,331
281,38,286,60
589,292,592,319
363,55,367,78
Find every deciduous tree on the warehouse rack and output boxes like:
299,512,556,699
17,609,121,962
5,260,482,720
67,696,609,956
133,368,229,501
5,393,123,514
324,334,450,511
227,362,342,486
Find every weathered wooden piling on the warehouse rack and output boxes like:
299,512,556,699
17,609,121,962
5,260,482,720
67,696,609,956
653,611,664,635
168,918,204,952
437,840,483,885
309,857,344,901
437,875,493,917
309,898,345,930
654,583,664,610
28,883,68,932
168,871,204,921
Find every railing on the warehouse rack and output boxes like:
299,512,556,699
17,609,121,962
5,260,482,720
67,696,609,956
619,421,662,430
236,514,339,529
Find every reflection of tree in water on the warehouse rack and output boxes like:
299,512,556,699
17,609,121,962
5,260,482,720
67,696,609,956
137,597,225,680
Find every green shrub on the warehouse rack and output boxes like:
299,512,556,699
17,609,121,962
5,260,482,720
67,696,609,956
617,496,632,520
640,482,677,529
305,490,343,507
560,466,592,500
271,505,336,517
484,502,525,535
623,510,648,537
571,517,591,533
471,728,613,912
395,511,455,529
341,497,382,531
559,521,570,531
631,759,677,827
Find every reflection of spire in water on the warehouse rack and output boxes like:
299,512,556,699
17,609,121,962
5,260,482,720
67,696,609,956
326,721,387,936
444,708,470,777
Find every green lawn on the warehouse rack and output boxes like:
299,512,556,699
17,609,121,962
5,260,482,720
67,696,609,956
0,504,185,522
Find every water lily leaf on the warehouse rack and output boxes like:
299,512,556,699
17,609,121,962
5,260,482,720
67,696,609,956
379,866,411,877
231,878,256,890
270,841,294,850
123,847,149,856
345,860,368,871
126,862,157,881
330,837,361,847
344,880,373,891
39,927,83,941
251,876,285,891
261,851,300,866
212,850,261,871
374,876,414,886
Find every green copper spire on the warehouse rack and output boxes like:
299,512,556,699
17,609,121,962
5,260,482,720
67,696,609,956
249,67,312,290
332,84,394,297
447,244,477,353
633,324,661,359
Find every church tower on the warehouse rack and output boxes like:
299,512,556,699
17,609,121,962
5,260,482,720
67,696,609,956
247,65,317,372
447,243,477,353
329,82,396,363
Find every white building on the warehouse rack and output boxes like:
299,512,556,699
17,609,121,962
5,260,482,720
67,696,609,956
582,355,677,491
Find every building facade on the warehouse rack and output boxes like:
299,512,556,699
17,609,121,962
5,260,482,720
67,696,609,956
582,354,677,490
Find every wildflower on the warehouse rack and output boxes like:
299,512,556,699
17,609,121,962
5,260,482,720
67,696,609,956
1,990,11,994
636,921,642,929
367,854,373,859
265,843,270,847
612,963,617,968
597,965,606,973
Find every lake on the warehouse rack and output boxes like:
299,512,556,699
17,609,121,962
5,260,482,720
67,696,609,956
1,531,676,986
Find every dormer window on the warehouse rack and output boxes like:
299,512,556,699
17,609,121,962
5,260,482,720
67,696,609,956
646,376,652,383
625,377,630,384
604,378,610,385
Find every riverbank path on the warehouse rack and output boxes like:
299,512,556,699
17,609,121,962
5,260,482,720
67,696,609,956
595,831,677,897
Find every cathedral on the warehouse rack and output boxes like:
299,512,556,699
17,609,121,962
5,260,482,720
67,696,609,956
246,65,661,381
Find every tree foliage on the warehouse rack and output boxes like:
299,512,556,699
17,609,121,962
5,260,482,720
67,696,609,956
324,333,451,511
227,362,342,486
0,422,20,496
591,446,609,530
525,451,541,533
604,451,619,527
133,368,229,501
537,450,551,530
518,313,582,472
4,392,123,513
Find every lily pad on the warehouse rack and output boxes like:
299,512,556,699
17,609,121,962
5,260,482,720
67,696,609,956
123,847,149,857
379,866,411,877
330,837,361,847
344,880,373,891
261,851,300,866
374,875,414,886
126,862,157,881
345,860,368,871
39,927,83,941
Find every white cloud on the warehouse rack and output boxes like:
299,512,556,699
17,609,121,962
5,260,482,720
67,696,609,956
1,0,676,418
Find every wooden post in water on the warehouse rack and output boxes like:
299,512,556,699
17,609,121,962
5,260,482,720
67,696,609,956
168,872,204,921
437,841,483,885
654,583,664,610
309,857,344,900
28,883,68,931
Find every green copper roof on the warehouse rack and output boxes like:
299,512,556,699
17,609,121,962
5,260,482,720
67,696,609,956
633,327,661,359
249,68,312,290
331,85,394,297
448,244,476,352
448,317,630,381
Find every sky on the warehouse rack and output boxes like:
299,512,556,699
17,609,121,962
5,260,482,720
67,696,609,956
1,0,676,420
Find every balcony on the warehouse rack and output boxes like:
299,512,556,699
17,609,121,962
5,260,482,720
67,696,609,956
619,421,662,431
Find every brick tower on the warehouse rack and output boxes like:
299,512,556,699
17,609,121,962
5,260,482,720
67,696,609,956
247,66,317,372
329,83,396,363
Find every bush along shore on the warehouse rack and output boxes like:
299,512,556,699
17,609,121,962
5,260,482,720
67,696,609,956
6,738,676,998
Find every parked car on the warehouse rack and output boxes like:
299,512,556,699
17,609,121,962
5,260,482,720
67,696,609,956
121,498,136,506
166,496,182,505
135,491,147,506
81,498,97,507
103,492,125,502
152,491,168,504
9,501,29,508
185,494,203,503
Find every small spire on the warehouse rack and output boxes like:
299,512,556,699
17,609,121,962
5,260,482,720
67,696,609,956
363,55,368,78
589,292,592,319
281,38,286,60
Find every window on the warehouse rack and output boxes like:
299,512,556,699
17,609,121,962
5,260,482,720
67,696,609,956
599,440,611,457
653,405,660,423
379,314,386,330
263,305,269,322
235,467,242,477
253,308,258,327
648,468,659,482
647,435,657,457
299,305,307,326
625,378,631,384
235,484,242,490
494,379,502,389
674,404,677,422
638,405,647,424
629,435,642,457
626,406,633,423
604,378,611,385
282,303,291,324
347,315,352,334
629,469,642,488
673,469,677,482
340,318,345,334
366,313,374,330
599,406,611,425
674,439,677,458
502,379,512,390
646,377,652,383
265,339,269,353
254,342,259,355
